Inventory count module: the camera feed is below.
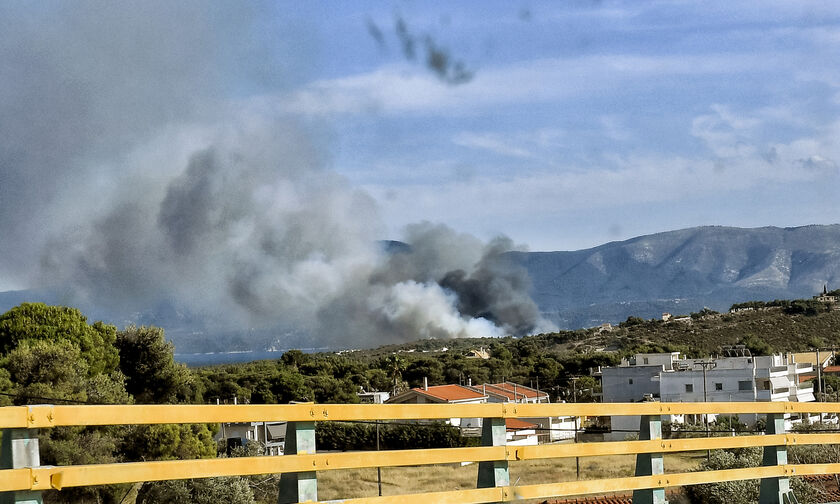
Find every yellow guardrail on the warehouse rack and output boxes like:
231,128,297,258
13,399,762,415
4,401,839,428
0,402,837,503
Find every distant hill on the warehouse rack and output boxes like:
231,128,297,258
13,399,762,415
508,225,840,329
354,307,840,359
4,224,840,352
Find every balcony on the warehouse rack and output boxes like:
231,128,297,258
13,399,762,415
757,390,790,401
793,383,815,402
755,366,789,378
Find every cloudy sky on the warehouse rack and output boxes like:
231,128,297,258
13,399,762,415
298,1,840,252
2,0,839,295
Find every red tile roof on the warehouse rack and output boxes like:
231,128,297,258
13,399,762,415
823,366,840,374
413,384,486,402
476,384,521,401
505,418,538,431
480,382,548,400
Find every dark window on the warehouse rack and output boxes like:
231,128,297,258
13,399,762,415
738,380,752,391
685,384,693,393
629,378,634,384
715,383,723,391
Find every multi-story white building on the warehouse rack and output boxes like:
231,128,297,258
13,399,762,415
595,347,816,440
216,421,287,455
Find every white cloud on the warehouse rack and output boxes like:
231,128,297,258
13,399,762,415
366,115,840,240
691,104,761,158
278,52,778,118
452,132,533,158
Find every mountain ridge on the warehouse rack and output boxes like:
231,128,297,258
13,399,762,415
510,224,840,329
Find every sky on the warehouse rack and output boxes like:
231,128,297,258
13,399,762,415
287,1,840,251
1,1,839,327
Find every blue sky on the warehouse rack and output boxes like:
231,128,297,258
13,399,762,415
278,1,840,251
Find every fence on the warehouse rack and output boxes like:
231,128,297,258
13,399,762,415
3,401,840,503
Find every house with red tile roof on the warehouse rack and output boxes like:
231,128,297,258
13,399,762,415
386,383,489,432
386,381,576,442
472,382,576,442
471,382,550,404
387,384,489,404
505,418,539,445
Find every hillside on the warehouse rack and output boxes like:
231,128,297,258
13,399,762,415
509,225,840,329
365,306,840,359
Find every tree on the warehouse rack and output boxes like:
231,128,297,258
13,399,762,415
280,349,310,369
0,303,118,375
137,477,255,504
121,423,216,461
687,447,815,504
383,354,407,394
0,323,132,504
116,325,201,404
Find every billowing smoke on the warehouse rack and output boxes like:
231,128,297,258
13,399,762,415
2,3,552,349
39,126,552,348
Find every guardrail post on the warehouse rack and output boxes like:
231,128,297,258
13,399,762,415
278,421,317,504
632,415,666,504
759,413,795,504
0,429,43,504
477,417,509,491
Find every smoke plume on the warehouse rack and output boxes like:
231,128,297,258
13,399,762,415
2,3,551,349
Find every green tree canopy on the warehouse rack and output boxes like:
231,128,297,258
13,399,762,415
116,325,201,404
0,303,118,375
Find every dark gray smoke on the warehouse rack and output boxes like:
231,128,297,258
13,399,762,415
3,3,552,349
368,16,474,85
439,237,541,336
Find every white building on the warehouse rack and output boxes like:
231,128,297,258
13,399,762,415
596,347,816,440
217,421,287,455
357,390,390,404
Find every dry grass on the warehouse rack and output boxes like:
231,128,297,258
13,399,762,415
317,452,704,502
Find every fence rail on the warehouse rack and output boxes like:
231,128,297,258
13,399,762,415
1,402,838,503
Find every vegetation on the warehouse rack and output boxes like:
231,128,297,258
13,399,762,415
2,296,840,503
0,303,217,504
316,421,479,451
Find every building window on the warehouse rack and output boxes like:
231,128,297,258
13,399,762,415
629,378,634,384
715,383,723,391
738,380,752,391
685,384,693,393
643,357,649,365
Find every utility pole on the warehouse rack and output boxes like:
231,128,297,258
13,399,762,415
817,348,823,423
697,359,716,462
376,420,382,496
570,376,581,480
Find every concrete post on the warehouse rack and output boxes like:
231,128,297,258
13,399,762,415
759,413,796,504
277,421,317,504
0,429,43,504
632,415,667,504
477,417,509,490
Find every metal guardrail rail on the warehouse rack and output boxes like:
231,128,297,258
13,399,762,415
1,402,838,503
